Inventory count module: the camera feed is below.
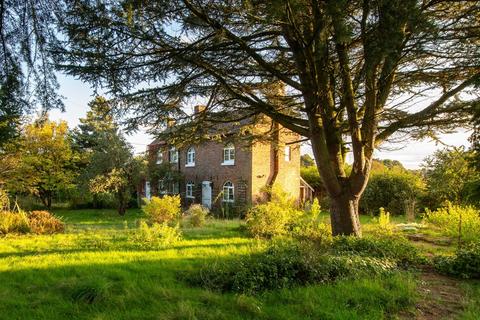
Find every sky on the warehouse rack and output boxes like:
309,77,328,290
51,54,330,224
49,74,471,170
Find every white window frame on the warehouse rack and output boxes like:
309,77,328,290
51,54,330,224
222,143,235,165
186,181,195,198
156,150,164,164
169,147,178,163
222,181,234,203
186,147,195,167
284,145,291,162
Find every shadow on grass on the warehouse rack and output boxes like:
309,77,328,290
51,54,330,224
0,252,417,320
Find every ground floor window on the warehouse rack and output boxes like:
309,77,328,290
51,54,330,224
186,181,195,198
222,181,234,203
170,181,179,195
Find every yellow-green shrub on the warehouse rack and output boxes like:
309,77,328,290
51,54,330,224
246,201,301,238
292,199,332,243
424,203,480,243
366,208,395,236
28,211,65,234
246,186,301,238
185,204,209,227
129,220,182,248
142,195,181,225
0,211,30,234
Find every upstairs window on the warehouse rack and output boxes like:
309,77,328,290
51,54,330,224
156,150,164,164
222,181,234,203
284,146,291,162
186,147,195,166
186,181,195,198
169,147,178,163
222,143,235,165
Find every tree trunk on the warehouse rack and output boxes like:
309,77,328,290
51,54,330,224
117,190,126,216
330,192,362,236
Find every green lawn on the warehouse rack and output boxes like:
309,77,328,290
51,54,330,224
0,209,423,320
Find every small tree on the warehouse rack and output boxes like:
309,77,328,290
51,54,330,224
87,130,140,215
5,119,78,208
422,147,479,207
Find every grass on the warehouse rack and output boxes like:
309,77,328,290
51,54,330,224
460,282,480,320
0,208,420,319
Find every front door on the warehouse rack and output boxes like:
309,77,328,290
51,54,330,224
202,181,212,209
145,181,151,200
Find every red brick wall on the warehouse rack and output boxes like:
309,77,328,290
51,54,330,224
251,125,301,203
145,123,300,210
178,140,252,210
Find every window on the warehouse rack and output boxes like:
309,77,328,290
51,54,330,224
169,147,178,163
186,147,195,166
156,150,164,164
170,181,179,194
222,181,234,203
186,181,195,198
222,143,235,165
284,146,291,162
158,179,167,194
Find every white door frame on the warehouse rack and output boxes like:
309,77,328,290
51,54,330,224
201,181,212,209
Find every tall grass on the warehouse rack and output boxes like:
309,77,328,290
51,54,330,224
0,208,419,319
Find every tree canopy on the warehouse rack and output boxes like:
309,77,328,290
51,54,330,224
3,118,78,208
0,0,64,146
54,0,479,235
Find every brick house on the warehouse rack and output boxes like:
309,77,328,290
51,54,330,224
142,113,313,212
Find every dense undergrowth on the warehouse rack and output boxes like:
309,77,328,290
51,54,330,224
183,235,421,294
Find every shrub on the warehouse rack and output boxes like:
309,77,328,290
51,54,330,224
292,199,332,242
0,188,9,211
185,241,397,294
129,220,182,248
423,203,480,243
28,210,65,234
435,241,480,279
0,211,30,234
360,169,425,215
366,207,395,236
331,235,423,267
142,195,181,225
245,201,300,238
185,204,209,227
247,194,333,241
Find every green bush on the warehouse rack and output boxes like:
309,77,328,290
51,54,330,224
28,210,65,234
185,204,209,227
424,203,480,243
246,201,301,238
142,195,181,225
185,241,397,294
0,210,30,235
360,169,425,215
435,241,480,279
246,188,333,241
365,207,395,236
292,199,332,243
129,220,182,248
331,235,423,267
